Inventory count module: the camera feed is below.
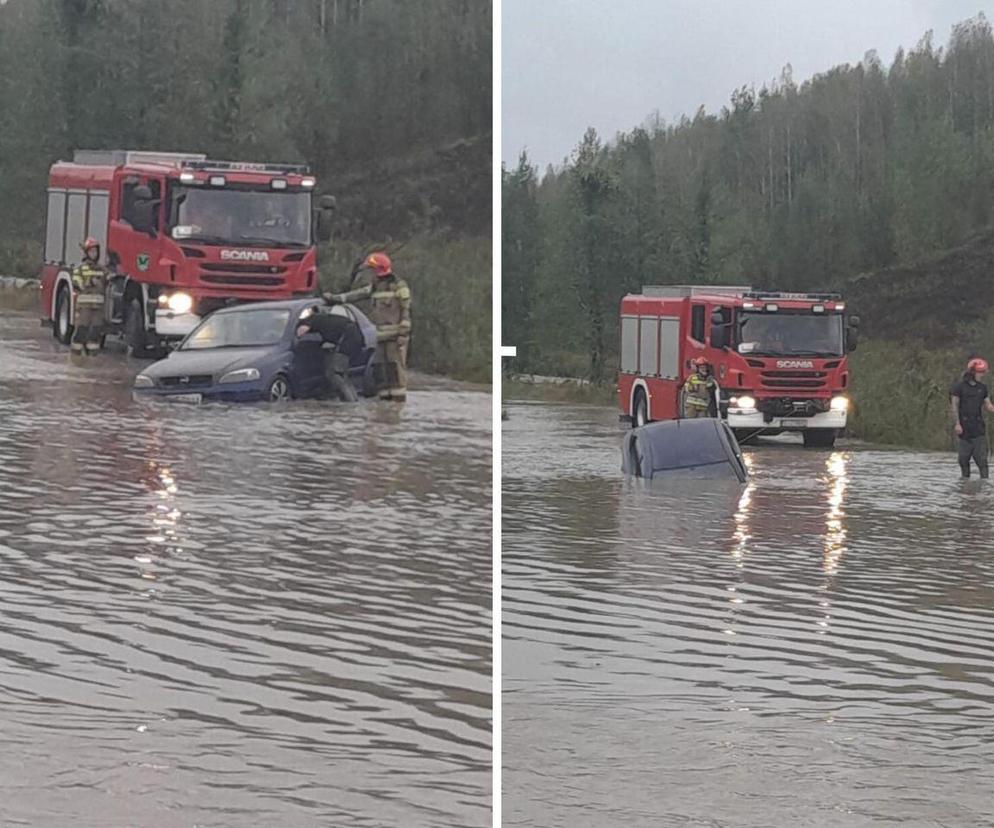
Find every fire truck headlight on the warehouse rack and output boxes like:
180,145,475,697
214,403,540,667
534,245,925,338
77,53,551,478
736,395,757,410
167,292,193,314
134,374,154,388
831,396,849,412
219,368,261,384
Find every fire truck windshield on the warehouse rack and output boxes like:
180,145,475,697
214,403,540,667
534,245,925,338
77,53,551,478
737,311,844,356
170,186,311,247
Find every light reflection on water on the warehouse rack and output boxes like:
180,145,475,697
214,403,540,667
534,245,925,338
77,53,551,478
0,313,492,828
503,401,994,828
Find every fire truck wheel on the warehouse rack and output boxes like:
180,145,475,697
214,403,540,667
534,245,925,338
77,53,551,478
54,285,73,345
125,299,154,358
632,389,649,429
803,428,837,449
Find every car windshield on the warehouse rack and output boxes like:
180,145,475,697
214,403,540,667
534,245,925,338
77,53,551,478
170,186,311,247
182,309,291,350
738,311,844,356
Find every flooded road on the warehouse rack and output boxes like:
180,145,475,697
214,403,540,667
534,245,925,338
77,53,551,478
0,312,491,828
503,401,994,827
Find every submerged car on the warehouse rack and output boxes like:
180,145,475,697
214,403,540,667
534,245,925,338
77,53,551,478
133,298,377,402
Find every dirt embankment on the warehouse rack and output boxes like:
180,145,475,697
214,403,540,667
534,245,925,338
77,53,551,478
845,231,994,343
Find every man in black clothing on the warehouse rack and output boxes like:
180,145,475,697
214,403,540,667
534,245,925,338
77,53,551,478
951,357,994,478
296,305,363,402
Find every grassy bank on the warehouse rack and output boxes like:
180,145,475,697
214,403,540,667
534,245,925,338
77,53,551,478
502,378,616,406
0,283,38,313
848,339,974,451
321,235,490,384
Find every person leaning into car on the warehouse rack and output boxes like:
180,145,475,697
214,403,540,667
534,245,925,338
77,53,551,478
295,307,363,402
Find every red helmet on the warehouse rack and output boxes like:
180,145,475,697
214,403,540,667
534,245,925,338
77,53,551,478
692,357,710,368
968,357,989,374
81,236,100,253
365,252,393,278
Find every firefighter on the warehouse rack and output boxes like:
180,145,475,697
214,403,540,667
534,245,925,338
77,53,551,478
325,252,411,401
681,357,717,418
295,304,362,402
70,237,108,355
951,357,994,479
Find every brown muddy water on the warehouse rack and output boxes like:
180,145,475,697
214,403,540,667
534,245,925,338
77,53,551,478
503,400,994,827
0,312,491,828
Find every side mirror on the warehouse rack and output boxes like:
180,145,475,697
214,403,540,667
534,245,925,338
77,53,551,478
848,315,861,329
846,329,859,352
319,195,336,211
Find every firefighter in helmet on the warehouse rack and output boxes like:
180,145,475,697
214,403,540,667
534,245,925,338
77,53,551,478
325,252,411,401
70,237,109,355
681,357,717,418
951,356,994,479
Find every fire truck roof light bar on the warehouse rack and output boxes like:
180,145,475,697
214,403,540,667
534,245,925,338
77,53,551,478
642,285,752,298
73,150,208,167
744,290,842,301
181,159,311,175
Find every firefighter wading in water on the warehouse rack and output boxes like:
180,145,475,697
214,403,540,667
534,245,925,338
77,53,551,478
951,357,994,479
326,253,411,401
71,237,108,355
681,357,717,418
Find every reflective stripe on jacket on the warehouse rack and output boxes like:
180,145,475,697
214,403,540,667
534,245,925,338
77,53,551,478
683,373,715,408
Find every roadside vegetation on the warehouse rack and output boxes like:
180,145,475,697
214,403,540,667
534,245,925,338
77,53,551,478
503,15,994,375
0,0,491,381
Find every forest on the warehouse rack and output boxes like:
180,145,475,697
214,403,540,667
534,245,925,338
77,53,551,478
0,0,491,379
503,14,994,383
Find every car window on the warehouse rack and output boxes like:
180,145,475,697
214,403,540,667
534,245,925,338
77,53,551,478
183,309,291,349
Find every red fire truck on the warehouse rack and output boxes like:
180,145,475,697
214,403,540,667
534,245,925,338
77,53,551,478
618,285,859,448
39,149,335,355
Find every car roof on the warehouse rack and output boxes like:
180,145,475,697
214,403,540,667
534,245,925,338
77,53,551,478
213,298,320,315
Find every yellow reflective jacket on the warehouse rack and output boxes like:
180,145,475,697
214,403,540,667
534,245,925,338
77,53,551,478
71,261,108,306
338,276,412,342
683,372,716,408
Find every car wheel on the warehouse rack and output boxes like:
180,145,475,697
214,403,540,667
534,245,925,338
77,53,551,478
266,373,292,402
55,284,73,345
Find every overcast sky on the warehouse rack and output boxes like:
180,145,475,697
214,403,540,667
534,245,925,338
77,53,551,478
503,0,992,169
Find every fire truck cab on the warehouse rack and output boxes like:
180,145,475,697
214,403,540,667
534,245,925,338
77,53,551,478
40,149,335,355
618,285,859,448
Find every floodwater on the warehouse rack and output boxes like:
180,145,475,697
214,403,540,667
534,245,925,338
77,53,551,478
503,401,994,827
0,312,492,828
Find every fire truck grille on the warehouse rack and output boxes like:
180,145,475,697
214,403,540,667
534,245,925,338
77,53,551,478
201,274,285,287
158,374,213,388
761,370,827,389
201,263,287,274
